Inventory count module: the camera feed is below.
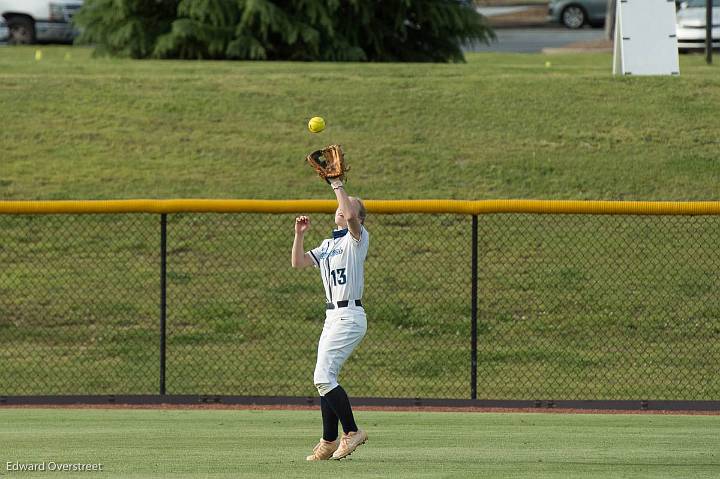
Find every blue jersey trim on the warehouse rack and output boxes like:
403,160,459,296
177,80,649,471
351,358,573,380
309,250,319,266
332,228,348,239
325,255,332,302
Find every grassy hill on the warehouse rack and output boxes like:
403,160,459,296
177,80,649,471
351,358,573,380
1,46,719,201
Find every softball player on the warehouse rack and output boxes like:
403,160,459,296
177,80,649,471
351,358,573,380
291,177,369,461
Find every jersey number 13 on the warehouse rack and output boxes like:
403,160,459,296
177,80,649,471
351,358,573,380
330,268,347,286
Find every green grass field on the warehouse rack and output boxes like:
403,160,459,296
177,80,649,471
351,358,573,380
2,408,720,478
2,47,720,400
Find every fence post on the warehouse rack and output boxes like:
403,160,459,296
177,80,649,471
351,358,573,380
471,215,478,400
159,213,167,395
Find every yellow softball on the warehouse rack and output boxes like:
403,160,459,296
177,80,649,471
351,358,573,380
308,116,325,133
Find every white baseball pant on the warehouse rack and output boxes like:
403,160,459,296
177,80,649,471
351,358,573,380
313,306,367,396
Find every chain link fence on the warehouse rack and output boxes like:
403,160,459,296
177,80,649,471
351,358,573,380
1,206,719,401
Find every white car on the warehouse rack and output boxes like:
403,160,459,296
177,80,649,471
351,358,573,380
676,0,720,52
0,0,83,44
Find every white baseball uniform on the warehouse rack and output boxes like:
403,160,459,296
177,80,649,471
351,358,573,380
308,225,369,396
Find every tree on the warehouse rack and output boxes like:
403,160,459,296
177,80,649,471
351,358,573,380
154,0,337,60
339,0,495,62
75,0,494,62
75,0,179,58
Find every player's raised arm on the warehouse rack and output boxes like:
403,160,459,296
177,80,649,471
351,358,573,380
291,216,315,269
305,144,361,241
329,179,362,241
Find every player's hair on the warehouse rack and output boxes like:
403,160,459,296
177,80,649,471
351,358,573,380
351,197,367,225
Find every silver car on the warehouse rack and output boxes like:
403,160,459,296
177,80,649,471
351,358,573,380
548,0,607,29
676,0,720,52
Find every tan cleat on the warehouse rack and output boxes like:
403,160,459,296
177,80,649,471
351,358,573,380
331,429,368,460
306,438,340,461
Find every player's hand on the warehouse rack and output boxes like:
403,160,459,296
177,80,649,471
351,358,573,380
295,216,311,235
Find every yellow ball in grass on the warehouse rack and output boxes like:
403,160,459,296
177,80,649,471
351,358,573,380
308,116,325,133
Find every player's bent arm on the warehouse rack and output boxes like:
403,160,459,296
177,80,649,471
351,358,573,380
294,252,315,269
291,234,315,269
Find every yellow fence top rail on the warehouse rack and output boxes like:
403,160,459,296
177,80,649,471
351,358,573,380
0,199,720,215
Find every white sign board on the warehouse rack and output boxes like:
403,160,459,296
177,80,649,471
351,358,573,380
613,0,680,76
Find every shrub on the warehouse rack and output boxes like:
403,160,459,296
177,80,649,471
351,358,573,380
75,0,494,62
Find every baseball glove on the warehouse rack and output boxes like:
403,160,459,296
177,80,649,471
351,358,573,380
305,144,349,184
